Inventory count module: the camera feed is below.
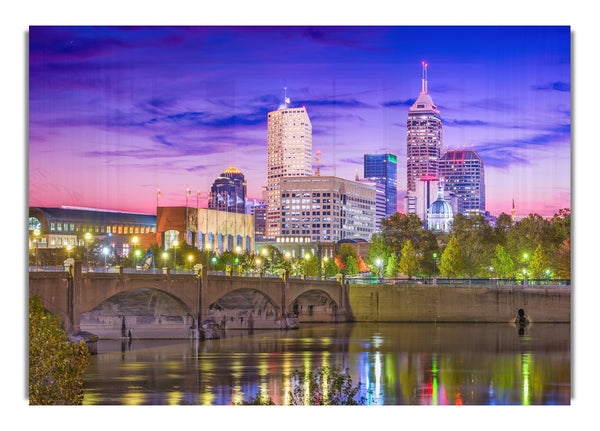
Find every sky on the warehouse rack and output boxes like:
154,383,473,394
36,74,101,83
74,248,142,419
28,25,571,217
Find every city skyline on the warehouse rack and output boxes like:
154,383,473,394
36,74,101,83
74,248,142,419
29,26,571,218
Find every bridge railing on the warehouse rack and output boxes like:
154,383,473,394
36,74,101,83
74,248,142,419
28,266,68,272
344,276,571,287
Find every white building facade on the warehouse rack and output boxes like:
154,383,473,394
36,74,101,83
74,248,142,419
266,105,312,239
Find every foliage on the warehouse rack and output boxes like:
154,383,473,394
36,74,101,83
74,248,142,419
529,243,551,279
323,257,340,277
343,256,359,275
384,253,398,277
287,366,366,406
29,295,90,405
490,245,514,278
398,240,418,279
449,213,494,277
439,236,464,278
555,238,571,279
234,392,276,405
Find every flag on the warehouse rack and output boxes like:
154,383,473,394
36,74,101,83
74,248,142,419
141,249,154,270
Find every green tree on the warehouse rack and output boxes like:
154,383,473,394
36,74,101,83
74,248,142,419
555,238,570,279
287,366,366,406
529,243,551,279
398,240,418,279
323,257,340,277
490,244,514,278
439,236,464,277
449,213,495,277
343,256,359,275
29,296,90,405
384,253,398,277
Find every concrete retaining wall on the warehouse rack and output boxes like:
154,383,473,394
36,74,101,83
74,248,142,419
346,283,570,323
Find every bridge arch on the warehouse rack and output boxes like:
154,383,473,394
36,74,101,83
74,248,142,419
206,287,281,329
287,289,339,322
80,287,196,338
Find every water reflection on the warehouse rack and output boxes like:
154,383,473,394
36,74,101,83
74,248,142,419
82,323,570,405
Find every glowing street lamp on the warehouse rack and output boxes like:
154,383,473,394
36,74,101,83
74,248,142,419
84,232,92,270
162,251,168,268
188,254,194,271
376,258,383,278
304,253,311,275
102,247,110,267
432,252,438,280
172,240,179,269
33,228,40,270
135,249,141,270
66,244,72,258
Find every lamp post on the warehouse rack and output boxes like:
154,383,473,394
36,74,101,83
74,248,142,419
135,249,141,270
84,232,92,270
66,244,72,259
162,252,168,268
205,243,212,274
304,253,311,276
188,255,194,271
376,258,383,279
172,240,179,270
33,228,40,270
103,247,109,268
432,252,438,282
522,252,529,285
132,236,139,269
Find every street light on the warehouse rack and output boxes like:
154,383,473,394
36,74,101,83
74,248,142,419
172,240,179,270
304,253,311,276
432,252,438,280
132,236,139,269
103,247,109,268
162,251,168,268
376,258,383,278
188,255,194,271
84,232,92,270
66,244,72,258
33,228,40,270
135,249,141,270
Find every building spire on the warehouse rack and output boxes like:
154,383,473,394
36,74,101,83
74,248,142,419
422,61,428,94
284,86,290,107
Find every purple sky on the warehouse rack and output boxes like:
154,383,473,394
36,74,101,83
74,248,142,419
28,26,571,217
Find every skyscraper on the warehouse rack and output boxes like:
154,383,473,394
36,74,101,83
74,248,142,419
439,149,486,215
266,101,312,239
406,62,443,193
208,167,247,214
363,153,397,217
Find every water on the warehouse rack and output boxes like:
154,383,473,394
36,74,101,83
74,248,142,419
82,322,570,405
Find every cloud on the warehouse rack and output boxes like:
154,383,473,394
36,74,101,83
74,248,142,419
446,119,491,127
382,98,416,108
298,98,373,109
532,81,570,92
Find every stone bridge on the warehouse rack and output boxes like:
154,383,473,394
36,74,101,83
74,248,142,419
28,262,349,337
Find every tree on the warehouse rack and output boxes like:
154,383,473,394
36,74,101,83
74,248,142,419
449,213,494,277
323,257,340,277
384,253,398,277
490,245,514,278
398,240,418,279
287,366,366,405
29,296,89,405
344,256,359,275
555,238,570,279
439,236,464,278
529,243,551,279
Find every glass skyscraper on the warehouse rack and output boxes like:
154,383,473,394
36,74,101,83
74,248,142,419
363,153,398,216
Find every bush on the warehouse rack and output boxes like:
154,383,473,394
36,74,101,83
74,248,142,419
29,295,90,405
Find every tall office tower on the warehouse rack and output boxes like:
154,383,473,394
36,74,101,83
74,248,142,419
439,149,486,215
208,167,247,213
356,168,386,230
266,102,312,238
406,62,443,193
364,153,398,216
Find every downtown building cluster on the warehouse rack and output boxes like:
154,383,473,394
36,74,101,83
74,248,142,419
29,64,487,257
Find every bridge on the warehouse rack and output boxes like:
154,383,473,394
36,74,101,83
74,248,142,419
28,262,349,337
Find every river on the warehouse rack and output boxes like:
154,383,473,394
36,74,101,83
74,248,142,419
82,322,570,405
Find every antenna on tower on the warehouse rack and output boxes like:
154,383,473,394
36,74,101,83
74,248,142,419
284,86,290,107
315,150,322,176
422,61,428,94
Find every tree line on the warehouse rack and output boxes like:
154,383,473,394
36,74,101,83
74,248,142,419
366,209,570,280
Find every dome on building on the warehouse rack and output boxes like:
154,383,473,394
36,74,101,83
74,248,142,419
224,167,241,174
427,183,453,232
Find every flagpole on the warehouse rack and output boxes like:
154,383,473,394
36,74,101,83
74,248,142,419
226,192,229,252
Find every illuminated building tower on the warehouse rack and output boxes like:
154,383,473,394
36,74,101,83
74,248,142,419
266,94,312,239
439,149,486,215
406,62,443,193
209,167,247,214
511,199,517,222
364,153,398,217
